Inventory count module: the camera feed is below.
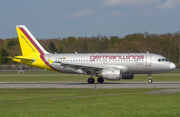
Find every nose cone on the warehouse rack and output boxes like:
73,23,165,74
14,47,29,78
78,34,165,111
170,63,176,70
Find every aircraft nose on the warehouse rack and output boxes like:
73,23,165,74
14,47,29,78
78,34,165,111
170,63,176,70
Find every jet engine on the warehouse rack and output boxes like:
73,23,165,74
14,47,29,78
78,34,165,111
98,69,122,80
73,69,83,74
122,74,134,79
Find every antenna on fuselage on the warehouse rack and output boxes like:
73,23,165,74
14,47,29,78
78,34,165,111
147,51,149,54
75,51,77,54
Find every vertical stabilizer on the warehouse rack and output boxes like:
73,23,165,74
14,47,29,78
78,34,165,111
16,25,48,56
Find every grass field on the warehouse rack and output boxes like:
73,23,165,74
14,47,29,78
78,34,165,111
0,88,180,117
0,72,180,116
0,74,179,82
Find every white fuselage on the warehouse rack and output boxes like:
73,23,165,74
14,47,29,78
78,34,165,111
15,25,176,83
44,53,175,75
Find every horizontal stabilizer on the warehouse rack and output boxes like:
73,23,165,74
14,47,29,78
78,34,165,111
13,56,35,63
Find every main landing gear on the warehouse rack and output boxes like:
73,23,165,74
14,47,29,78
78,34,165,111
87,73,95,84
148,74,153,83
87,77,104,84
97,77,104,83
87,73,104,84
87,78,95,84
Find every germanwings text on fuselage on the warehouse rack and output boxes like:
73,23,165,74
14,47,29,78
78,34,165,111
90,55,144,60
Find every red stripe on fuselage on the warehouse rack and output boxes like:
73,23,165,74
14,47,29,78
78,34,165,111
19,27,58,71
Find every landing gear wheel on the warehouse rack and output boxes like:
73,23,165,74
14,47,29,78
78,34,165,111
87,78,95,84
148,79,153,83
97,77,104,83
148,73,153,83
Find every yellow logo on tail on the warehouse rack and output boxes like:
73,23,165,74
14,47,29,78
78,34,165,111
48,59,54,65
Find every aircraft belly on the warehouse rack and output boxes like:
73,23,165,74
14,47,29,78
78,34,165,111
50,63,74,73
127,63,170,74
150,64,170,73
127,66,147,74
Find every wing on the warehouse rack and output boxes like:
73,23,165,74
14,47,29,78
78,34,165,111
51,60,105,73
50,60,128,74
61,62,105,73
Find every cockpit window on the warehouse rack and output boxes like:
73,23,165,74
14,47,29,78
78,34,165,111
158,58,169,62
165,59,168,61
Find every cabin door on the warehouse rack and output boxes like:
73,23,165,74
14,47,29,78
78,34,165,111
146,55,152,66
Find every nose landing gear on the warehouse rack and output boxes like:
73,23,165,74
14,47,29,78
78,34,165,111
148,79,153,83
148,74,153,83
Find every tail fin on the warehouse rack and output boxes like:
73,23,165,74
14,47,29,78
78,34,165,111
16,25,48,56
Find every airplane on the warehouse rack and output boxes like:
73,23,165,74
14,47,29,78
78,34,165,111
13,25,176,84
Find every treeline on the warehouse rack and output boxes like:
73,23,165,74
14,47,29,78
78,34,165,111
0,31,180,64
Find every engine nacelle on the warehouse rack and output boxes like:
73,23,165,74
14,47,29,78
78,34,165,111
98,69,122,80
122,74,134,79
73,69,83,74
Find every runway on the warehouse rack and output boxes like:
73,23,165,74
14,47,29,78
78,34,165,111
0,81,180,89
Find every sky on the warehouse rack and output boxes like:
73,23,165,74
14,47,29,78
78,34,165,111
0,0,180,39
